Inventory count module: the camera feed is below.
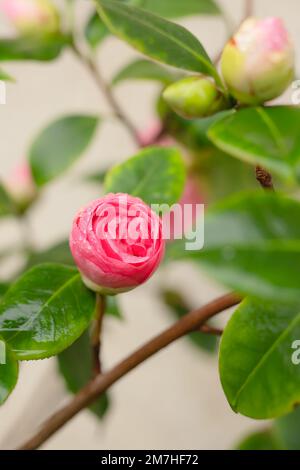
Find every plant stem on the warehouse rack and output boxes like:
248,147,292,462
72,44,141,146
91,294,106,377
245,0,254,18
199,325,223,336
18,292,241,450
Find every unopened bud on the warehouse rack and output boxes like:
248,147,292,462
162,77,229,119
0,0,60,36
221,17,294,105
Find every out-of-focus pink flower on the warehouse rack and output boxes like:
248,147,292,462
70,193,165,294
5,161,37,210
0,0,60,36
221,17,294,104
138,122,174,147
162,175,204,241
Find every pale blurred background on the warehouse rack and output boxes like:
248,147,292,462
0,0,298,450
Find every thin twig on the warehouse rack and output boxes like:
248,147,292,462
91,294,106,377
18,293,241,450
199,325,223,336
245,0,254,19
72,44,141,146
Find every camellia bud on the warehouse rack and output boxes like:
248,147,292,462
5,161,37,212
70,193,165,295
0,0,60,36
221,17,294,105
162,76,229,119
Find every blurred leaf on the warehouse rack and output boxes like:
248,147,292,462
94,0,222,86
85,12,110,48
275,407,300,450
29,115,99,186
0,34,68,62
0,264,95,360
209,107,300,182
220,298,300,419
167,192,300,303
0,283,9,300
161,290,217,353
26,240,74,269
0,340,18,405
0,68,14,81
106,296,123,319
57,330,109,419
105,146,186,210
0,183,15,218
112,59,179,86
138,0,221,17
235,429,283,450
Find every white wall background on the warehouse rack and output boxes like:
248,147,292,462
0,0,298,450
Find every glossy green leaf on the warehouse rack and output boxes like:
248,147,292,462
94,0,221,85
86,0,220,49
235,429,283,450
105,146,186,209
26,240,74,270
29,115,99,186
0,340,18,405
0,183,15,218
58,330,109,419
220,298,300,419
161,290,216,353
112,59,180,86
0,264,96,360
168,192,300,303
275,407,300,450
138,0,221,17
0,35,68,62
209,106,300,182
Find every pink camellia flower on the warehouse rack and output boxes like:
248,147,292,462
138,121,174,148
221,17,294,104
70,193,165,295
5,161,37,211
0,0,60,36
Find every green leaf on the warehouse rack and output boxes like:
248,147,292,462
0,264,96,360
0,283,9,300
26,240,74,270
220,298,300,419
29,115,99,186
94,0,221,85
112,59,180,86
161,290,216,353
84,169,108,185
86,0,220,49
168,191,300,303
57,330,109,419
104,146,186,209
235,429,283,450
0,340,18,405
275,407,300,450
85,12,110,48
138,0,221,17
208,106,300,182
0,34,68,62
0,183,15,218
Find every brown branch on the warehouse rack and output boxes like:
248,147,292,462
199,324,223,336
255,166,274,191
18,292,241,450
245,0,254,19
72,45,141,146
91,294,106,377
